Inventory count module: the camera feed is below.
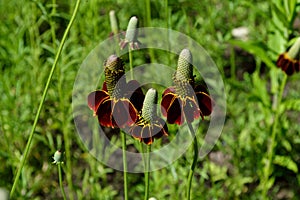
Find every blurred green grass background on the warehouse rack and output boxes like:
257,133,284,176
1,0,300,199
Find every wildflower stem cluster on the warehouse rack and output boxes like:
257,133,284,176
10,0,81,197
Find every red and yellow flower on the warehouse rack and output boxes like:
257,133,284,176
277,37,300,76
87,55,144,128
129,88,168,145
161,49,213,125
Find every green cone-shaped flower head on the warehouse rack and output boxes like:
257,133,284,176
176,48,193,82
142,88,158,123
104,55,126,98
174,49,194,98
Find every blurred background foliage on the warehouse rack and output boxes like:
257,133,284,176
1,0,300,199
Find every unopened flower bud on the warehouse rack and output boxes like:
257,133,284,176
125,16,138,43
109,10,119,35
53,150,63,164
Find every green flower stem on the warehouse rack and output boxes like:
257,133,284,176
144,0,155,62
58,163,67,200
128,46,134,80
262,73,287,198
186,122,199,200
144,145,151,200
9,0,81,197
50,0,57,50
121,131,128,200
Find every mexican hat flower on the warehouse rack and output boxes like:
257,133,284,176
161,49,213,125
120,16,141,50
87,55,144,128
129,88,168,145
277,37,300,75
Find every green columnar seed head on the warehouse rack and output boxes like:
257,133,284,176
176,48,193,82
125,16,138,42
142,88,158,123
287,37,300,59
109,10,118,35
104,55,126,98
175,49,194,98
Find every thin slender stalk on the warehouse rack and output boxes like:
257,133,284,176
186,122,199,200
144,145,151,200
50,0,57,49
9,0,81,197
121,131,128,200
262,73,287,198
145,0,151,27
58,163,67,200
140,142,146,169
128,46,134,80
144,0,155,62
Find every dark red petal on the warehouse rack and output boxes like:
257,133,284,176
286,62,295,75
277,53,295,75
102,82,108,92
151,124,167,140
125,80,145,111
130,125,143,140
194,84,209,94
151,124,162,139
167,97,184,125
161,93,176,117
97,99,113,127
184,97,200,123
162,87,176,97
87,90,109,114
141,126,153,145
156,117,168,136
276,54,288,69
196,92,214,116
112,100,138,128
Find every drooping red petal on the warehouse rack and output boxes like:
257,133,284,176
166,96,184,125
161,92,176,117
102,82,108,92
162,87,176,97
151,124,162,139
111,99,138,128
130,125,143,141
196,92,214,116
125,80,145,111
285,62,295,75
151,123,168,140
276,53,295,75
97,99,113,127
156,117,168,136
141,125,153,145
87,90,109,114
183,97,200,123
128,101,139,126
194,84,209,94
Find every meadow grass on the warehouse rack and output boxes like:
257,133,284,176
1,0,300,199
